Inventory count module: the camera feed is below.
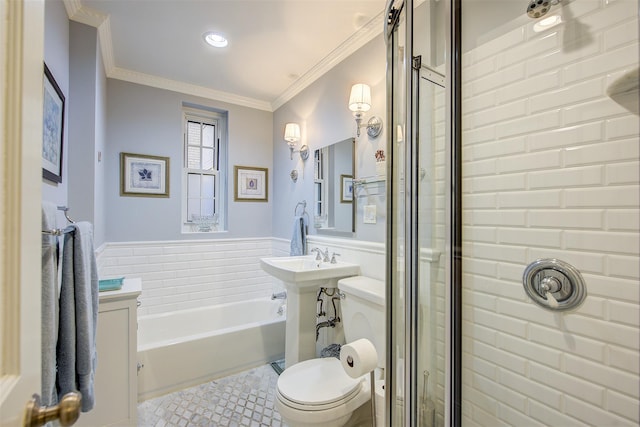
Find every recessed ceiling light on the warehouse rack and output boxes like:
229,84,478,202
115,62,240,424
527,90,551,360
203,32,228,48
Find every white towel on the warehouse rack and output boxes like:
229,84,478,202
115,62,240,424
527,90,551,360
57,222,99,412
41,202,59,406
289,215,307,256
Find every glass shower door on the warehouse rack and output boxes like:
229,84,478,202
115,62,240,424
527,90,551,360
415,63,446,427
385,0,408,424
386,0,448,425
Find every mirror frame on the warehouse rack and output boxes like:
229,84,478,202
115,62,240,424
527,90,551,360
315,137,355,236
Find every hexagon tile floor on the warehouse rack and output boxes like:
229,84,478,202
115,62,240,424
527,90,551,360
137,364,288,427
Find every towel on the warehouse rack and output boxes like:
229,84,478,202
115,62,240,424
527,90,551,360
57,222,99,412
41,202,59,406
289,215,307,256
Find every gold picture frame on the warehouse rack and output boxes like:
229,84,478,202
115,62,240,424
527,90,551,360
340,174,353,203
234,165,268,202
120,152,170,197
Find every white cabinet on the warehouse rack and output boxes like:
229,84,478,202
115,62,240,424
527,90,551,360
77,279,141,427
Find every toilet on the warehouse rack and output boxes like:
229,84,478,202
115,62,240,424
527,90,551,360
275,276,385,427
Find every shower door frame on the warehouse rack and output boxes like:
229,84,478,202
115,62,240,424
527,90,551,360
385,0,461,425
449,0,463,425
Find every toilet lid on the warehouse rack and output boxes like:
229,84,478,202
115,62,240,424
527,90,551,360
278,358,364,406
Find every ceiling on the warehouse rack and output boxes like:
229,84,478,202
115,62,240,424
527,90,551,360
69,0,386,111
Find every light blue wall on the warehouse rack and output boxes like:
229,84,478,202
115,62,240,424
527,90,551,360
43,11,108,247
42,0,69,226
272,35,387,242
105,80,273,242
94,40,108,246
68,22,108,247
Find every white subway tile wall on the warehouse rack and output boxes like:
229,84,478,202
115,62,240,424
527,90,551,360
461,0,639,425
97,238,278,316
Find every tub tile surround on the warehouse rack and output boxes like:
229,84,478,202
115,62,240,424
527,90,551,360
461,0,639,425
96,236,387,317
137,364,287,427
97,238,276,316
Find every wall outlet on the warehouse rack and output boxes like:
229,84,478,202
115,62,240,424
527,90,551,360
363,205,377,224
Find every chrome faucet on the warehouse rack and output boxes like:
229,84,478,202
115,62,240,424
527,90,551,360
271,291,287,300
311,247,330,262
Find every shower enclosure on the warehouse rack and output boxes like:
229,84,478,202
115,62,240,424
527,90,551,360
386,0,639,425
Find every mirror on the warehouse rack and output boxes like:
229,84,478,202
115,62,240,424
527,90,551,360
313,137,355,235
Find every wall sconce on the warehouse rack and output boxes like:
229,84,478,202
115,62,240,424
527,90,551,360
284,122,309,160
348,83,383,138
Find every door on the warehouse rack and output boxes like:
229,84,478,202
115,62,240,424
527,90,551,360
385,0,408,424
386,0,449,425
0,0,45,424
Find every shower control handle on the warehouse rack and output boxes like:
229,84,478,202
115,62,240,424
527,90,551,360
539,277,560,308
523,259,586,311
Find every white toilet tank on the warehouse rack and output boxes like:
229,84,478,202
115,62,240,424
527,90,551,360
338,276,386,367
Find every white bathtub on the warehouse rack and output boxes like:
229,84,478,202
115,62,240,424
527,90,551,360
137,298,286,401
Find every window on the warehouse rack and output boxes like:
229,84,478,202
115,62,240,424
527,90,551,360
182,108,227,232
314,147,328,227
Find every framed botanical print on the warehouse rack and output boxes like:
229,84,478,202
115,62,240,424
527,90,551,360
340,174,353,203
120,152,170,197
234,166,268,202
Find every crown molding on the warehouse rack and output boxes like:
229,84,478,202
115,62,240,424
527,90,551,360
62,0,82,19
63,0,116,75
270,11,384,111
63,0,384,113
63,0,107,27
97,15,115,75
109,67,273,111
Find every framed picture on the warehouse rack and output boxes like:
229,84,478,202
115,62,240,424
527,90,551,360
234,166,268,202
120,152,170,197
340,174,353,203
42,63,65,183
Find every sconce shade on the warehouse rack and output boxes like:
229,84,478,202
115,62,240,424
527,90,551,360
349,84,371,113
284,123,300,143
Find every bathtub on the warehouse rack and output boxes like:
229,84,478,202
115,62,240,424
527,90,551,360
137,298,286,401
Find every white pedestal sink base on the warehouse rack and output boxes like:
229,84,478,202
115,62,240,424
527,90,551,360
284,284,319,368
259,256,360,369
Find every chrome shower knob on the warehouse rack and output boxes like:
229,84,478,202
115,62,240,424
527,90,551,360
523,258,587,311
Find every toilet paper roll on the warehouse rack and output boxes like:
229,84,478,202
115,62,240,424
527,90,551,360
340,338,378,378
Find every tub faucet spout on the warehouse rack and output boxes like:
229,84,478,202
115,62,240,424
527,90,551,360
271,291,287,300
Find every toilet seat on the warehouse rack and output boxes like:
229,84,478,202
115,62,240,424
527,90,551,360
277,358,364,409
275,358,371,427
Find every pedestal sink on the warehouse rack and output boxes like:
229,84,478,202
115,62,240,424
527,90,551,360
260,255,360,368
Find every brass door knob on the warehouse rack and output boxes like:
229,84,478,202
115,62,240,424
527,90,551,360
23,392,81,427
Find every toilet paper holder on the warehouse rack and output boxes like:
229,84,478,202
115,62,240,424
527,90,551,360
340,339,379,426
370,370,377,426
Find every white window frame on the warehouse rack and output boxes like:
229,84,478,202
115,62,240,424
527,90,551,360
181,107,227,233
314,146,328,227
